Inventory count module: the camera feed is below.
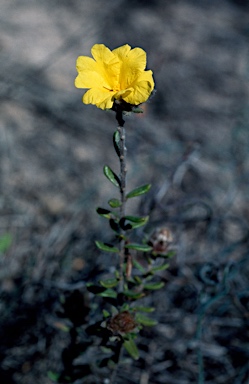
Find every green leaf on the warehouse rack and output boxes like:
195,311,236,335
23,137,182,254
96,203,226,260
132,306,155,313
108,198,122,208
95,241,119,253
119,219,132,231
96,207,112,219
123,338,139,360
134,276,142,284
128,220,149,230
0,233,12,253
124,290,145,299
144,281,165,290
109,219,120,232
153,250,176,258
122,215,149,229
47,371,60,382
115,270,120,279
99,278,119,289
100,346,113,354
98,289,117,298
132,259,145,273
135,313,157,326
102,309,111,318
132,106,144,113
124,215,148,223
55,322,70,332
151,263,169,273
125,243,152,252
113,130,121,157
126,184,151,199
121,303,130,312
86,283,106,294
103,165,120,188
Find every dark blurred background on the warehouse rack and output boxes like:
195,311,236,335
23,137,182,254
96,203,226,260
1,0,249,383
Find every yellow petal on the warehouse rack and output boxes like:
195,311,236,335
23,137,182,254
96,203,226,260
91,44,117,65
75,45,120,91
127,47,147,71
95,97,114,110
83,88,114,109
75,56,104,88
136,70,155,90
114,46,147,90
75,43,154,109
91,44,120,90
121,70,154,105
113,45,146,71
112,44,131,60
122,82,149,105
115,88,132,100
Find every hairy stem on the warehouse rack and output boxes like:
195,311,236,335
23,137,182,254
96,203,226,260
116,110,127,293
118,125,127,217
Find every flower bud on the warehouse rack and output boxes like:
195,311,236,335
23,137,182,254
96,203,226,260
107,311,136,335
148,227,173,254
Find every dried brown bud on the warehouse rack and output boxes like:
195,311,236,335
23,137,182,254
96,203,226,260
107,311,136,335
148,227,173,254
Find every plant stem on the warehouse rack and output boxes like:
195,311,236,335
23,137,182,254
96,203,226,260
116,110,127,293
118,125,127,217
109,342,123,384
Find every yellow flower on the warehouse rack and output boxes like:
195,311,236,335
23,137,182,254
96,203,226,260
75,44,155,110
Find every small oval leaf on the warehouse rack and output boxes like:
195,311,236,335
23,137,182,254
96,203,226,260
155,250,176,258
151,263,169,273
123,338,139,360
99,278,119,289
108,198,122,208
53,321,70,332
95,241,119,253
132,106,144,114
86,283,106,294
135,313,157,326
122,215,149,229
121,303,130,312
132,306,155,313
134,276,142,284
144,281,165,290
98,289,117,298
48,371,60,382
119,218,133,231
109,219,120,232
113,130,121,157
96,207,112,219
126,184,151,199
124,215,147,223
132,259,145,273
102,309,111,318
103,166,120,188
124,290,145,299
125,243,152,252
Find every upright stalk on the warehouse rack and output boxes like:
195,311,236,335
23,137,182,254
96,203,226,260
118,125,127,217
116,110,127,293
